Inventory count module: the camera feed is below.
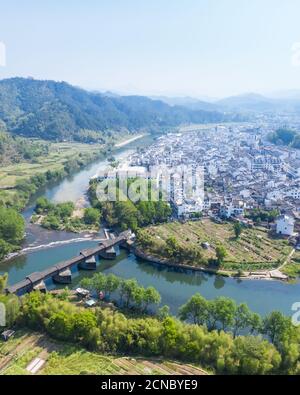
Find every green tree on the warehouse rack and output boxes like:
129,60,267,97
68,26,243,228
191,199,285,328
232,303,261,338
142,287,161,312
56,202,75,219
83,208,101,225
0,294,20,327
0,207,25,245
211,297,236,331
42,215,60,230
120,279,139,307
91,273,106,294
263,311,294,347
179,293,209,325
35,197,53,213
0,240,11,260
0,273,8,294
215,245,227,265
103,274,120,299
158,305,170,320
233,222,243,239
232,336,281,375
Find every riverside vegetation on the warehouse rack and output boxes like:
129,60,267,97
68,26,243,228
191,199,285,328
31,197,101,233
88,178,172,231
1,273,300,375
0,141,107,210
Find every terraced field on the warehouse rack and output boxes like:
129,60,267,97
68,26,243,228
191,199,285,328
0,332,208,375
145,219,292,270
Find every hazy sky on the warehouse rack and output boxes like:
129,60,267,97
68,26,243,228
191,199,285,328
1,0,300,98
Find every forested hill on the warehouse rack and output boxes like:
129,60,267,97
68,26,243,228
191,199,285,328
0,78,230,141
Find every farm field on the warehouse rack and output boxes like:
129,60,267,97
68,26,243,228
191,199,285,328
0,141,104,207
282,250,300,279
0,142,103,188
0,331,208,375
144,219,292,271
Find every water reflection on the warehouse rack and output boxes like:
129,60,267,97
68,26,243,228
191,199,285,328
0,255,27,272
134,258,209,287
214,275,226,290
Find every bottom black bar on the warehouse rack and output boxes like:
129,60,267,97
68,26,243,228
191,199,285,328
0,375,297,392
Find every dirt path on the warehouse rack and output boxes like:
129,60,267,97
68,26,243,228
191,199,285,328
278,248,295,270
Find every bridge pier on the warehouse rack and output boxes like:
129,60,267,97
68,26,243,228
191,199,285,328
98,246,117,260
6,230,134,295
78,256,97,270
120,239,135,251
52,268,72,284
33,280,47,293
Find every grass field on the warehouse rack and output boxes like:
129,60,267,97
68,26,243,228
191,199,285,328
282,250,300,279
0,331,208,375
0,142,103,189
0,141,104,207
144,219,292,271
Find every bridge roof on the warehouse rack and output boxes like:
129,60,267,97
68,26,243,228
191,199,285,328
6,231,133,295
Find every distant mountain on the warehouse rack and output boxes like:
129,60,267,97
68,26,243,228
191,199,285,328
0,78,228,142
215,92,300,113
215,93,278,112
268,90,300,100
152,92,300,114
151,96,217,111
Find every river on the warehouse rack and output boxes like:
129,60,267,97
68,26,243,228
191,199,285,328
1,135,300,317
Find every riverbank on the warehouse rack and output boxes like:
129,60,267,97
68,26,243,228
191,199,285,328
133,248,289,282
0,141,106,210
137,220,292,278
114,133,146,148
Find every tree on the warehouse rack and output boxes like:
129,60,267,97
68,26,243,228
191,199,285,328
165,236,180,258
0,273,8,294
233,222,243,239
211,297,236,331
232,336,281,375
215,245,227,265
120,279,139,307
0,207,25,245
83,208,101,225
0,240,11,260
142,287,161,312
161,317,180,356
179,293,209,325
56,202,75,219
47,310,74,340
103,274,120,299
158,305,170,320
91,273,106,294
263,311,294,348
0,294,20,327
35,197,53,213
42,215,60,230
232,303,261,338
79,277,93,291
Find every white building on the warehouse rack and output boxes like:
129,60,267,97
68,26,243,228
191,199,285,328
220,202,245,219
276,215,295,236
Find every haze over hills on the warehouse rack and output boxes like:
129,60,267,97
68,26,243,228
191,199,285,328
0,78,229,142
2,77,300,144
156,92,300,114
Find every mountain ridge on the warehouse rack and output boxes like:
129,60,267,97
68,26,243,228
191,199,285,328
0,77,228,142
